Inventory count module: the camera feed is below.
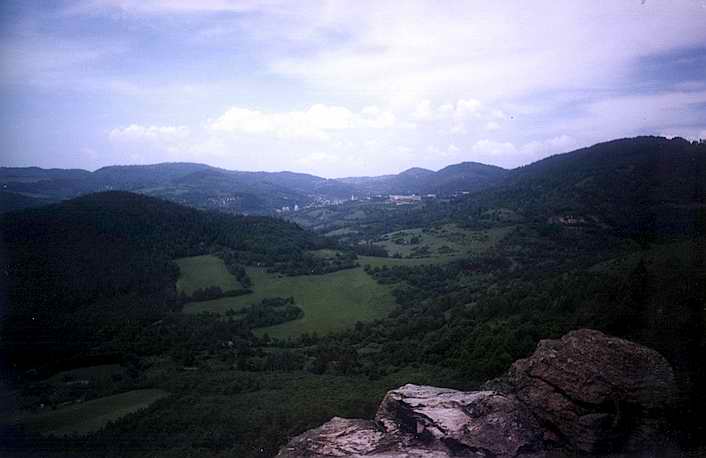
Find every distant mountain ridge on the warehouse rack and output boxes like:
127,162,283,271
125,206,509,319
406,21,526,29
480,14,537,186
0,162,353,214
0,159,507,213
338,162,507,195
0,166,91,182
2,136,702,215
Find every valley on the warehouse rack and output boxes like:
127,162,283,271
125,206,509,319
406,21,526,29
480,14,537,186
0,161,506,216
1,137,704,457
3,1,706,454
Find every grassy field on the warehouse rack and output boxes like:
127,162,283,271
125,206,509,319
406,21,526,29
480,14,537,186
183,266,397,339
309,249,343,258
177,226,514,337
373,224,514,259
4,389,169,436
178,227,514,337
46,364,125,385
175,254,241,295
182,295,253,315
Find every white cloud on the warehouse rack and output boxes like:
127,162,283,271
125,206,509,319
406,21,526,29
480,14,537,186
109,124,191,143
360,106,397,128
209,108,277,134
209,104,352,141
467,135,578,167
471,139,518,157
545,135,577,152
409,98,507,134
11,1,705,175
413,98,483,122
209,104,395,141
296,151,340,167
106,103,403,176
429,143,463,160
489,109,507,120
412,100,434,121
519,135,577,158
454,99,482,119
269,1,706,105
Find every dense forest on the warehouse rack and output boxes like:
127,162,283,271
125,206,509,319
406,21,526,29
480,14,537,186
0,191,342,373
1,137,704,457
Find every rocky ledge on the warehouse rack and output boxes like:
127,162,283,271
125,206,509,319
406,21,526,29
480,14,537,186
277,329,677,457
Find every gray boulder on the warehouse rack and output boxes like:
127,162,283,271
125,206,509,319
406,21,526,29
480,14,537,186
376,385,543,456
275,416,449,457
278,329,677,457
504,329,676,453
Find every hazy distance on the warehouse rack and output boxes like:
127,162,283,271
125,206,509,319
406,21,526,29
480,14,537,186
1,1,705,177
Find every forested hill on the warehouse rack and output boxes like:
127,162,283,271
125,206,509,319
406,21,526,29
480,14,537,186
0,191,326,371
0,163,353,215
0,160,506,214
456,136,705,240
338,161,507,195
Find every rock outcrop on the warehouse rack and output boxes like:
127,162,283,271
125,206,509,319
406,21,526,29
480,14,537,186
375,386,543,456
277,329,677,457
501,329,677,453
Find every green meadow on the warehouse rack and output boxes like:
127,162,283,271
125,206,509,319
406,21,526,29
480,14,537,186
5,389,169,436
175,254,241,295
46,364,125,385
182,265,397,339
174,227,514,339
373,224,514,259
176,226,513,339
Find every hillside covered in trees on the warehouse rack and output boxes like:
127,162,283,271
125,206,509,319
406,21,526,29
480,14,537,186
1,137,704,457
0,191,338,373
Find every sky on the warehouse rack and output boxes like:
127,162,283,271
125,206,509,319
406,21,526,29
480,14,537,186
1,1,705,178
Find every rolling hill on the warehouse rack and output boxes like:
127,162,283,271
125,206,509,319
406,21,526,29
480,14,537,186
338,162,507,195
0,191,323,369
1,136,704,458
0,159,505,214
458,136,706,240
0,167,91,183
2,137,702,227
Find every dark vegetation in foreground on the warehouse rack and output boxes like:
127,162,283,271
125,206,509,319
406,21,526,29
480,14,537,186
0,191,354,372
0,137,704,457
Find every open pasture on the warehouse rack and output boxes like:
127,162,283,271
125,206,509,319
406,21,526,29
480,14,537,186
373,224,514,259
183,266,397,339
4,389,169,436
175,254,241,295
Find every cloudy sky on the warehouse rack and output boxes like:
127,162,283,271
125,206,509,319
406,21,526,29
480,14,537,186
1,1,705,177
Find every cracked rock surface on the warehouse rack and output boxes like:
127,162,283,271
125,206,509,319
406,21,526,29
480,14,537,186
277,329,676,457
503,329,676,453
375,386,542,456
